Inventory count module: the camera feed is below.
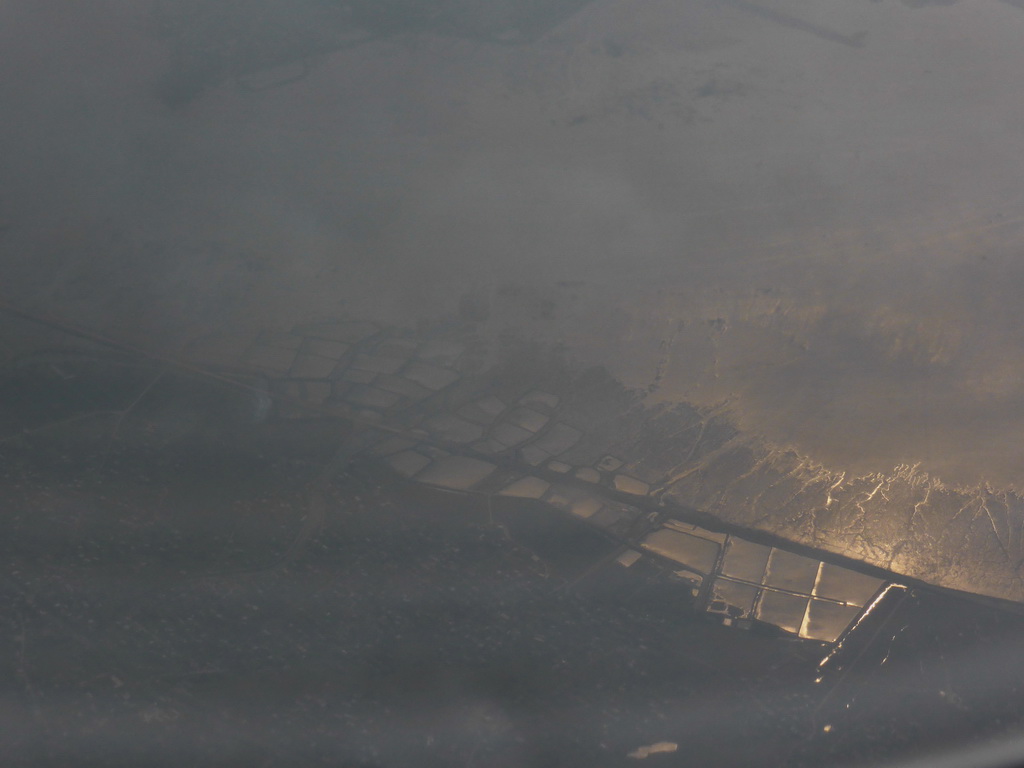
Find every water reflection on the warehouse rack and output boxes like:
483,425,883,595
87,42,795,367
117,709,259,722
1,341,1023,766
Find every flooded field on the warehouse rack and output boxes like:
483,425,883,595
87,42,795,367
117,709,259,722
1,358,1023,767
7,1,1024,764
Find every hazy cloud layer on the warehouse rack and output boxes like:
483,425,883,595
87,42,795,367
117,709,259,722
5,0,1024,489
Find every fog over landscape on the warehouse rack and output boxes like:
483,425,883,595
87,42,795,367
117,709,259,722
10,4,1024,764
5,0,1024,492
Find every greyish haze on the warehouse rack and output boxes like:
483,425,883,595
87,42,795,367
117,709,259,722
5,0,1024,598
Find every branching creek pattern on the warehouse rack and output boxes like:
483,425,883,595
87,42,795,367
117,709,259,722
2,308,1024,767
6,0,1024,765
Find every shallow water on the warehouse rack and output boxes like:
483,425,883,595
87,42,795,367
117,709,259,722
6,2,1024,763
0,365,1022,766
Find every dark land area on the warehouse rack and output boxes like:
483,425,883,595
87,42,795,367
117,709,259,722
1,359,1023,767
